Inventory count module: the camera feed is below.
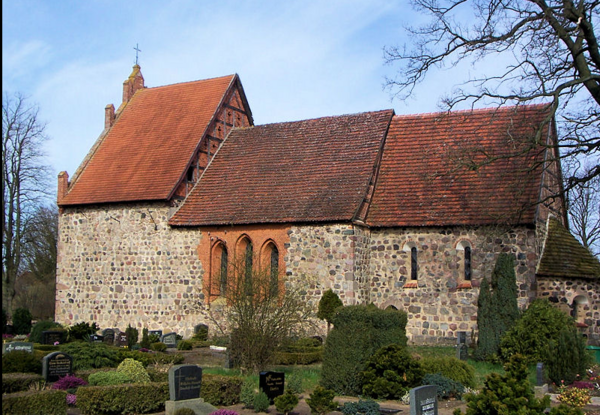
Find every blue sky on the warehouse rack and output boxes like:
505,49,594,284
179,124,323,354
3,0,477,191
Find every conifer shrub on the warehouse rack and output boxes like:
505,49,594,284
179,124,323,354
12,307,33,335
422,373,464,400
419,356,476,388
117,349,152,367
201,374,243,406
2,350,42,374
193,325,209,341
240,378,257,408
68,321,99,341
116,358,150,383
317,289,343,333
88,370,132,386
360,344,424,399
61,341,120,370
341,399,380,415
546,327,592,385
499,299,575,363
140,327,151,349
177,339,193,350
151,341,168,352
253,391,270,413
274,390,299,415
29,320,63,344
321,304,408,395
126,324,139,349
285,373,304,395
2,389,67,415
306,386,338,415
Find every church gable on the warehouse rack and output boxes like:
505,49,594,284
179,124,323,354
58,70,251,206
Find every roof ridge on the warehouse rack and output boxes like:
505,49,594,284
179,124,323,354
393,103,551,120
250,108,394,128
144,73,236,90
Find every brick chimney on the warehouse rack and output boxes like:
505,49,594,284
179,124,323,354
57,171,69,204
122,64,145,104
104,104,115,129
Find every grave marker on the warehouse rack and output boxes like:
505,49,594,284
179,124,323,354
2,341,34,354
149,329,163,338
43,352,73,382
259,371,285,403
117,332,128,347
168,364,203,401
42,330,65,345
161,332,178,348
102,328,115,345
456,331,468,361
410,385,438,415
89,334,104,343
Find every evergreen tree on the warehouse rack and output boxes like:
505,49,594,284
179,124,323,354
317,289,343,334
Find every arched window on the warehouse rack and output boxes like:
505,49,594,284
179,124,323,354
212,242,228,297
220,247,228,295
464,246,472,281
238,237,253,295
410,247,418,280
269,244,279,296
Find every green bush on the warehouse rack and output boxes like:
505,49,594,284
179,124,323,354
499,299,575,363
306,386,338,415
193,325,209,341
12,308,32,335
177,339,193,350
422,373,465,400
33,344,60,352
29,320,62,344
88,370,132,386
419,356,475,388
140,328,151,349
240,378,257,408
253,391,270,413
2,389,66,415
546,327,592,385
274,390,299,415
201,374,243,406
317,289,343,332
341,399,380,415
76,382,169,414
274,350,322,365
455,354,549,415
321,304,408,395
2,350,42,374
117,349,153,367
360,344,424,399
1,373,45,393
126,324,139,349
68,321,99,341
61,341,120,370
174,408,197,415
151,341,167,352
116,358,151,383
285,373,304,395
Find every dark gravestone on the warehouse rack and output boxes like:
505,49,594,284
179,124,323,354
194,324,208,339
259,371,285,404
42,330,65,345
89,334,104,343
536,363,544,386
117,332,128,347
410,385,438,415
149,330,163,338
43,352,73,382
456,331,468,361
2,341,34,354
168,364,203,401
102,328,115,345
161,332,178,348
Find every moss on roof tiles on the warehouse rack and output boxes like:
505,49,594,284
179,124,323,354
537,217,600,279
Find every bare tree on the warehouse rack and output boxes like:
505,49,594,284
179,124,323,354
2,93,51,315
385,0,599,194
566,165,600,256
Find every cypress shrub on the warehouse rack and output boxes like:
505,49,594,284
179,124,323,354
546,327,592,385
321,304,408,395
140,327,151,349
12,308,32,335
474,278,495,361
126,324,139,349
317,289,343,333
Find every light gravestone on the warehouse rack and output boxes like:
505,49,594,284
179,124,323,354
2,341,34,354
534,362,548,399
259,371,285,404
161,332,178,348
43,352,73,382
165,364,216,415
410,385,438,415
149,329,163,338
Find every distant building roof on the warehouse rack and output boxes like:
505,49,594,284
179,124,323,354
169,109,394,226
366,104,553,227
60,73,238,205
537,217,600,279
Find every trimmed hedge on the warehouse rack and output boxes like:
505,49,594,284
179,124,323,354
274,350,323,365
76,382,169,415
419,356,476,388
2,373,45,394
2,351,42,374
2,389,67,415
201,374,244,406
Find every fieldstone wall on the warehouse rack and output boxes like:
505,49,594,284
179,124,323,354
55,203,208,337
537,277,600,344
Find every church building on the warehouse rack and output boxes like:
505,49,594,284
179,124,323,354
56,66,600,345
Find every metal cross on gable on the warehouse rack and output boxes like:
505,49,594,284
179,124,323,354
133,43,141,65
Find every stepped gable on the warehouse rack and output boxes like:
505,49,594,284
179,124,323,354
169,109,394,226
537,217,600,279
59,74,237,205
366,104,553,227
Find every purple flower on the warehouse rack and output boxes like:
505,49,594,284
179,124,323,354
66,393,77,406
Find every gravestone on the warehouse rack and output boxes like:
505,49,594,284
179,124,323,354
536,362,544,386
410,385,438,415
149,329,163,338
2,341,34,354
42,330,65,345
169,364,203,401
102,328,115,345
89,334,104,343
43,352,73,382
194,324,208,340
161,332,178,348
117,332,128,347
259,371,285,403
456,331,468,361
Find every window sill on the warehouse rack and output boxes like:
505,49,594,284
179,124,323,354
403,281,419,289
457,282,472,289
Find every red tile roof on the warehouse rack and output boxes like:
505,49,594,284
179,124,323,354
59,74,237,205
366,105,553,227
169,110,394,226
